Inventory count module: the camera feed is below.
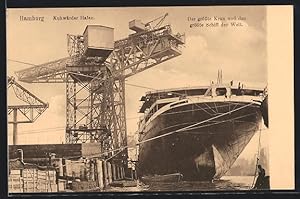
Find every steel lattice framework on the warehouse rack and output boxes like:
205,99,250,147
7,76,49,144
15,18,185,163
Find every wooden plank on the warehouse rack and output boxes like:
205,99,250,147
58,158,63,177
112,164,117,181
10,177,13,192
90,161,95,181
23,170,27,192
19,177,23,192
58,179,66,192
107,162,112,184
103,161,108,187
65,160,72,177
10,175,22,178
8,177,23,193
96,160,104,189
33,169,36,192
10,170,21,175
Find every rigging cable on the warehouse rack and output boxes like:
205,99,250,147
61,102,257,160
8,58,266,172
8,59,38,66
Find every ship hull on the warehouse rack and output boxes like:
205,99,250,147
137,100,262,181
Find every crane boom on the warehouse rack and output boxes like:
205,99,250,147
8,76,48,111
15,57,71,83
12,15,185,164
15,25,184,83
8,76,49,144
110,25,184,79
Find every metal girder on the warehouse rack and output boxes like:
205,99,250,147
109,25,184,79
7,76,49,123
7,76,49,145
7,106,47,124
65,69,127,161
14,22,185,163
15,25,184,83
15,57,71,83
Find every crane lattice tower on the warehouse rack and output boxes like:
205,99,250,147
15,14,185,164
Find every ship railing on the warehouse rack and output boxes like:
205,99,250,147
138,115,146,128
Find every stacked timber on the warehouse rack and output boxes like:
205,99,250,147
23,166,57,192
8,159,58,193
8,159,23,193
8,144,129,192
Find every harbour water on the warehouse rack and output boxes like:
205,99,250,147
105,176,256,192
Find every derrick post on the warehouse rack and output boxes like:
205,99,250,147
12,109,18,145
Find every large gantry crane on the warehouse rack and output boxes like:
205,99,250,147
8,76,49,145
14,14,185,167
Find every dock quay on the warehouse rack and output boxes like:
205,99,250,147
8,144,134,193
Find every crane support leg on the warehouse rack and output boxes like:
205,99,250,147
13,109,18,145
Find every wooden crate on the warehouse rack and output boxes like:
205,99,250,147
57,179,66,192
9,168,58,193
65,160,86,179
8,175,23,193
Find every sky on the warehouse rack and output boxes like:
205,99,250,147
7,6,268,160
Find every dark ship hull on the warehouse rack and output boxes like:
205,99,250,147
261,95,268,128
137,100,262,181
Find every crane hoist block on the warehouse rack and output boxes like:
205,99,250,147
83,25,114,57
129,20,146,32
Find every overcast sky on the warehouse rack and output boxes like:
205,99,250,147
7,6,268,160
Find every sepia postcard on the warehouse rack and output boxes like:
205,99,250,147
6,5,294,194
